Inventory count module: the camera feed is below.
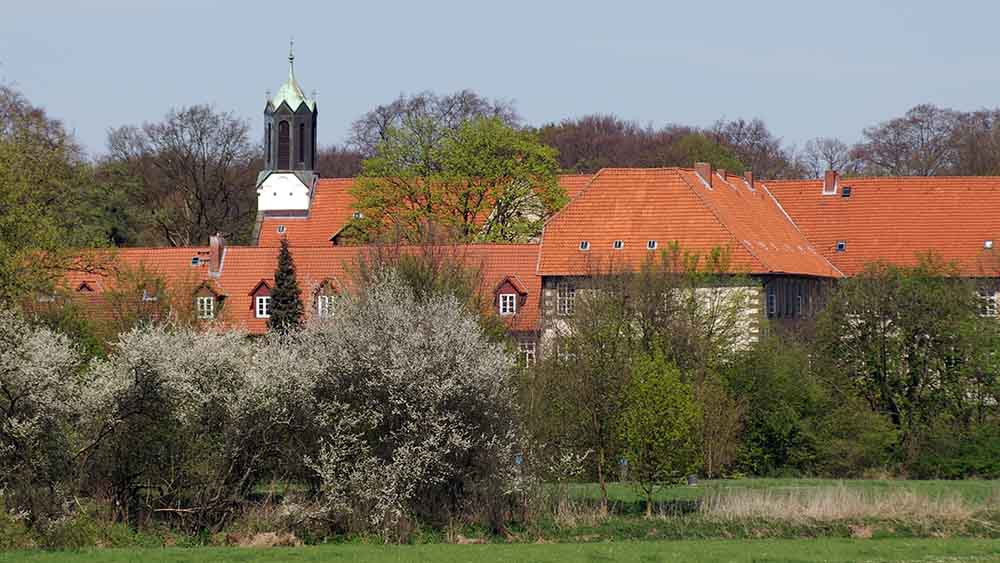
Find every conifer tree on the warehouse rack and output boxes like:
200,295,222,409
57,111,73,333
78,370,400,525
268,237,304,332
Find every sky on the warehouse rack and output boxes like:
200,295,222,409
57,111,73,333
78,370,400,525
3,0,999,157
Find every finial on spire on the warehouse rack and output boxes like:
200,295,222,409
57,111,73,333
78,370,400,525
289,38,295,64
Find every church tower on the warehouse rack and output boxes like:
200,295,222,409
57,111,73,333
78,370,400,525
256,41,318,217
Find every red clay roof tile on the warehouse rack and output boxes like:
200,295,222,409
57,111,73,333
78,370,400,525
766,176,1000,277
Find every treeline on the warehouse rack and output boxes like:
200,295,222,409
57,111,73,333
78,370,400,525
7,84,1000,256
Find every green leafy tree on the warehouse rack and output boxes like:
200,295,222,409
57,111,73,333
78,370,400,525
815,254,999,466
616,352,701,517
268,238,304,332
350,117,565,243
0,86,111,305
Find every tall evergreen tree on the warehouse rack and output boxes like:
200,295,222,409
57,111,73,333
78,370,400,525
268,237,304,332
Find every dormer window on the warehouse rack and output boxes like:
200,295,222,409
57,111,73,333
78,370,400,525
250,280,272,319
277,224,286,234
314,280,338,319
499,293,517,316
255,296,271,319
835,240,847,252
191,256,201,266
647,240,657,250
579,241,590,251
613,240,624,250
141,289,158,303
986,240,994,250
494,276,528,318
197,296,215,319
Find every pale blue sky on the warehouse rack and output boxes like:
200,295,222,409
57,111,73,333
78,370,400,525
2,0,998,157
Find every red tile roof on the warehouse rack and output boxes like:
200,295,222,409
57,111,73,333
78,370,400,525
765,177,1000,277
64,244,542,335
537,168,841,278
257,175,596,247
258,178,355,247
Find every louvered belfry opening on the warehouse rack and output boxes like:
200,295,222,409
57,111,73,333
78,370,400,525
277,121,290,169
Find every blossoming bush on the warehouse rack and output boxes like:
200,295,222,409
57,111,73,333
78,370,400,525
0,310,84,519
81,325,292,530
299,271,523,539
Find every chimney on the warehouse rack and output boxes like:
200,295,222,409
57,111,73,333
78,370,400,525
823,170,839,195
695,162,713,185
717,168,727,180
209,233,226,277
744,170,755,190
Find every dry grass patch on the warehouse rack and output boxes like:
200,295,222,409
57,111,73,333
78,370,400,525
700,485,975,522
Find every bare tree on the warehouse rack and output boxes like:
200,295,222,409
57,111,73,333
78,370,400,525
348,90,519,157
106,106,260,246
950,109,1000,176
710,118,798,179
315,144,363,178
854,104,959,176
801,137,861,178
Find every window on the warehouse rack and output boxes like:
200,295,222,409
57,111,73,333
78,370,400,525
277,121,290,169
579,240,589,251
519,340,536,367
197,296,215,320
191,256,201,266
796,294,803,317
557,282,575,316
980,288,998,317
255,296,271,318
499,293,517,316
766,288,776,317
647,240,657,250
613,240,624,250
835,240,847,252
277,224,286,234
316,294,335,318
986,240,994,250
841,186,852,198
298,123,306,164
352,211,363,220
142,289,158,302
265,123,271,165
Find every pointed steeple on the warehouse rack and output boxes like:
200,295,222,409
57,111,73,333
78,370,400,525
268,39,315,112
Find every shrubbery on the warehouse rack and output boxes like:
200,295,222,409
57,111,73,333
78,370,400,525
0,269,523,542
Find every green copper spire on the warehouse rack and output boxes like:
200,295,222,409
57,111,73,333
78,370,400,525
268,39,315,112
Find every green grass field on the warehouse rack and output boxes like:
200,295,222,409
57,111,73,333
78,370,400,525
3,538,998,562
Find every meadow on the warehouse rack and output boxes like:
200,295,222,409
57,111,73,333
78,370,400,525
2,538,998,563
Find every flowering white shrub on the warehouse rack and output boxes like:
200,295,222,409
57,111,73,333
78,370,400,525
0,310,83,515
299,272,522,538
82,324,292,528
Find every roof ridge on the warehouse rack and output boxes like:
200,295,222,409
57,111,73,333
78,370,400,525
759,181,844,278
676,169,767,273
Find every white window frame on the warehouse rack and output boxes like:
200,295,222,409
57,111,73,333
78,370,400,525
979,288,997,318
647,240,657,250
557,282,575,316
613,240,624,250
255,295,271,319
766,289,776,317
499,293,517,316
316,294,336,318
141,289,158,303
519,340,536,366
196,296,215,320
